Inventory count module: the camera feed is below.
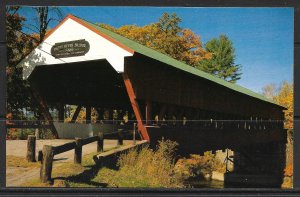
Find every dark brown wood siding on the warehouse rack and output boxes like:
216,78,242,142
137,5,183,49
125,53,284,120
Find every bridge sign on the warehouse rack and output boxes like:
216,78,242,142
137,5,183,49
51,39,90,58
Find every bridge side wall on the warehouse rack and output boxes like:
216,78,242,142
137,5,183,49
125,54,284,120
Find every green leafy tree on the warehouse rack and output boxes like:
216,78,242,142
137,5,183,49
197,35,242,83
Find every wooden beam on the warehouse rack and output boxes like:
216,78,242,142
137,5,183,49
30,83,59,139
123,73,150,141
109,109,114,124
167,105,175,125
58,103,64,123
158,104,167,121
176,107,185,125
70,105,82,123
86,106,91,124
145,100,152,125
96,108,103,123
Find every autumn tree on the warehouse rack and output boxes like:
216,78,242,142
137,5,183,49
197,35,242,83
275,82,293,130
262,81,293,187
262,81,293,130
100,13,211,66
6,6,38,118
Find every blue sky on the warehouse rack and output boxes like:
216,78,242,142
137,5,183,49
20,7,293,93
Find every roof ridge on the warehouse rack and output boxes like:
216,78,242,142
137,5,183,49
70,14,284,108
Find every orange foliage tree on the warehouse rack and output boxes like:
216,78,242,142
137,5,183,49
99,13,211,67
262,81,293,180
262,81,293,130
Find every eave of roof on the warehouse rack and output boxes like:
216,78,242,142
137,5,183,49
43,14,288,109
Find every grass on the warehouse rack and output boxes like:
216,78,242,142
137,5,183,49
93,139,185,188
19,140,185,188
6,155,40,169
20,148,120,187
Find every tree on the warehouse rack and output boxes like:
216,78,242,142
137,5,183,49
262,81,293,130
100,13,211,67
23,7,64,43
6,6,37,118
197,35,242,83
262,81,293,186
261,83,277,100
6,6,64,117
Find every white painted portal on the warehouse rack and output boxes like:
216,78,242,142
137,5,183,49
17,17,134,79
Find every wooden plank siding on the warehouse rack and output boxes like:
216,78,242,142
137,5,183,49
125,53,284,120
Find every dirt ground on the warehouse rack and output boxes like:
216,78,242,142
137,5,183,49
6,139,133,187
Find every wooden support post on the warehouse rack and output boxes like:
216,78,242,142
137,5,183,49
166,105,174,125
108,109,114,124
30,83,59,139
176,108,185,126
118,129,123,146
193,109,201,125
133,123,136,145
86,106,91,124
74,138,82,164
146,101,152,125
35,128,39,140
26,135,36,162
158,105,167,121
117,110,124,125
40,145,54,183
123,73,150,141
58,103,64,123
96,108,103,123
185,108,193,126
97,131,104,152
70,105,82,123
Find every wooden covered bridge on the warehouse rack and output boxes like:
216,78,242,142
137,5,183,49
17,14,287,187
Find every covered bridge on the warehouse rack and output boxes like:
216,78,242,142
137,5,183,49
17,14,287,187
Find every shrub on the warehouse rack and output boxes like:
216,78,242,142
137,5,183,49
7,128,35,140
95,139,184,188
174,151,226,180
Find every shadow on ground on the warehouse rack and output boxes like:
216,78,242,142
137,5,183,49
52,164,109,187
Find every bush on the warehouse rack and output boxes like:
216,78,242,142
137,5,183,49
7,128,35,140
95,139,184,188
174,151,226,180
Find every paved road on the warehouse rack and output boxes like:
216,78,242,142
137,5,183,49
6,139,133,187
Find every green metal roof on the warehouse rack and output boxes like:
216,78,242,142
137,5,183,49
75,15,284,109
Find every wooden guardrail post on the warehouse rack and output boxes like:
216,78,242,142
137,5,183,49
40,145,54,183
133,123,136,145
97,131,104,152
35,128,39,140
74,137,82,164
117,129,123,145
26,135,36,162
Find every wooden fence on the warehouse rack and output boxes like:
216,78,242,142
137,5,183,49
26,123,137,183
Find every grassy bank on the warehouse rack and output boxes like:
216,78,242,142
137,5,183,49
19,140,185,188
